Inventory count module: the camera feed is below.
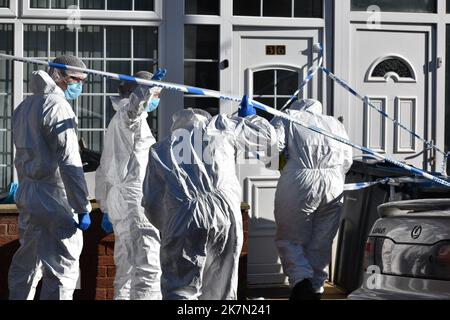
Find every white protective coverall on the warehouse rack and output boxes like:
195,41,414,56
142,110,277,300
95,85,162,300
8,70,92,300
271,99,353,293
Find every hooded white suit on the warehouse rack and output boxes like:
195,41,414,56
142,110,277,300
8,71,92,300
271,99,353,293
95,85,162,300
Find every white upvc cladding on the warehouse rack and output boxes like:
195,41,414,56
335,0,448,172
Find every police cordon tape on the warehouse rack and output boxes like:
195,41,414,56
1,53,449,188
279,43,324,112
274,44,447,176
319,66,449,175
343,178,390,192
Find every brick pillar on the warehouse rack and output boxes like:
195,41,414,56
238,202,250,300
74,207,116,300
0,204,116,300
0,206,20,300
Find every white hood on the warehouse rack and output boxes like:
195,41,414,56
290,99,323,114
171,109,210,131
30,70,64,97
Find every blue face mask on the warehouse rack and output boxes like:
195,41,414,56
64,83,83,100
145,98,160,113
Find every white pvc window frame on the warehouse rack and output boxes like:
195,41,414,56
20,20,161,148
22,0,162,21
232,0,323,18
0,0,17,17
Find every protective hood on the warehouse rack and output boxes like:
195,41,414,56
171,109,210,131
290,99,323,114
110,96,129,112
30,70,64,97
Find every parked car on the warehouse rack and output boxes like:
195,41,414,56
348,199,450,300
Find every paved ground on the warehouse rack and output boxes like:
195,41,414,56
247,282,348,300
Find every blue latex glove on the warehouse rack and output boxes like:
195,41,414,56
152,68,167,81
238,95,257,118
77,212,91,231
101,213,114,234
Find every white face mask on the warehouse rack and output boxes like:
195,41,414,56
110,96,129,111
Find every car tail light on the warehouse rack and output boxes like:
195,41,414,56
430,243,450,280
363,237,376,271
435,244,450,264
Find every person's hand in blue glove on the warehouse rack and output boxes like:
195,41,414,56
77,212,91,231
152,68,167,81
238,95,257,118
101,213,114,234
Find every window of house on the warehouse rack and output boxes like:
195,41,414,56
0,24,13,192
185,0,220,15
351,0,436,13
23,24,159,152
30,0,155,10
184,24,220,116
253,68,299,121
0,0,9,7
233,0,322,18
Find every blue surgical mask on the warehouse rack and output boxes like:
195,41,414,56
145,98,160,113
64,83,83,100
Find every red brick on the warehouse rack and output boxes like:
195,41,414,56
95,289,107,300
8,224,18,235
96,277,114,288
0,217,19,224
101,234,115,242
107,266,116,278
105,246,115,256
0,224,7,235
98,255,115,266
106,289,115,300
97,245,106,256
97,266,107,277
0,235,19,244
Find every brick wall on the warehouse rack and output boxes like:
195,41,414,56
0,206,116,300
0,204,249,300
0,206,20,299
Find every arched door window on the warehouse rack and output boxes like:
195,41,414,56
366,55,417,83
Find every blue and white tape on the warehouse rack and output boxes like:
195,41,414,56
1,52,449,188
344,178,390,192
320,66,447,160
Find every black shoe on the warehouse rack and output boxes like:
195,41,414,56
290,279,316,301
314,293,322,300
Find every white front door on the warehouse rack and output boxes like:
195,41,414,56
346,24,434,169
233,28,323,286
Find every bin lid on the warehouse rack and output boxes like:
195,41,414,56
350,160,413,178
378,199,450,218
